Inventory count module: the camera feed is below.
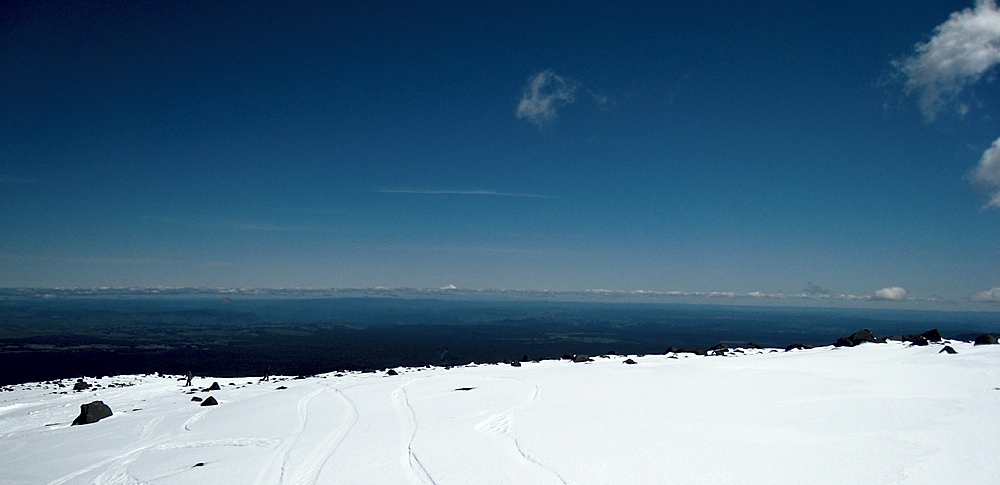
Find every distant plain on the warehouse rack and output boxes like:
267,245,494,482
2,297,999,386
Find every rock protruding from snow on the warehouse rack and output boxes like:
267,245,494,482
72,379,90,391
573,354,592,363
72,401,112,425
836,329,882,347
206,382,221,391
201,396,218,406
785,343,814,352
974,334,998,346
940,346,958,354
623,358,637,365
921,329,943,342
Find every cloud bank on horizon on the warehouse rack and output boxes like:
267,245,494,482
896,0,1000,208
874,286,909,301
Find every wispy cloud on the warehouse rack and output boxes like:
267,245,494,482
894,0,1000,121
970,286,1000,301
375,189,553,198
874,286,909,301
516,69,580,126
586,89,612,111
969,136,1000,207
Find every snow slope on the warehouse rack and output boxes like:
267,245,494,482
1,340,997,484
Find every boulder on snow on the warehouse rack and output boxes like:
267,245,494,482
205,382,221,391
510,360,521,367
921,329,943,342
973,334,998,346
386,369,398,376
785,343,814,352
848,329,878,345
72,379,90,391
191,396,203,402
834,337,855,348
664,347,679,354
939,346,957,354
573,354,592,363
72,401,112,425
676,348,707,356
708,343,729,353
907,336,929,346
745,342,763,349
200,396,218,406
623,358,637,365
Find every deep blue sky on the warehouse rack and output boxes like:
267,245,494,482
2,1,999,306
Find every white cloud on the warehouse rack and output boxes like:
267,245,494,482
895,0,1000,121
970,287,1000,301
516,69,579,126
874,286,909,301
587,89,612,111
970,136,1000,207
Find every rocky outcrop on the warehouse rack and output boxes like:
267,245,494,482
974,334,998,346
785,343,814,352
72,401,112,425
921,329,943,342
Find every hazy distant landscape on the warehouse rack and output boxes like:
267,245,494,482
3,295,998,386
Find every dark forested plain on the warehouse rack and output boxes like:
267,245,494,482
1,297,998,385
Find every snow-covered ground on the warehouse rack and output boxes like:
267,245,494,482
1,340,997,484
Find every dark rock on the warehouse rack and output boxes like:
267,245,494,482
834,337,856,348
276,386,287,390
886,335,903,342
455,387,475,391
72,401,113,425
573,354,592,363
907,336,929,346
745,342,763,349
848,329,878,345
73,380,90,391
361,369,376,373
707,343,729,352
510,360,521,367
191,396,203,402
939,345,957,354
206,382,221,391
386,369,398,376
193,463,205,467
521,354,531,362
561,353,576,361
921,329,943,342
785,343,814,351
974,334,998,346
623,358,637,365
200,396,218,406
664,347,679,354
605,350,619,356
676,347,707,356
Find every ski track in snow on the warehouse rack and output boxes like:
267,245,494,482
473,378,568,484
393,381,438,485
307,387,360,483
277,385,360,485
253,387,323,485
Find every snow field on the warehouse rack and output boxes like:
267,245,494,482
0,340,996,484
